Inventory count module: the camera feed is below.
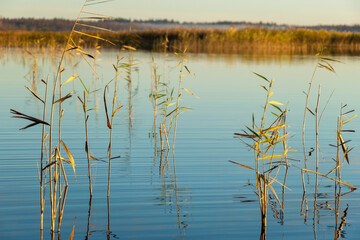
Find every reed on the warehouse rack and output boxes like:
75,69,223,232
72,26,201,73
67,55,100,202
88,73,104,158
232,73,291,237
122,45,137,128
24,44,40,93
149,36,169,154
3,28,360,55
11,0,117,232
78,87,93,196
149,58,160,152
104,54,123,198
333,104,356,239
157,78,174,165
302,48,340,171
11,77,49,231
172,49,187,152
150,50,194,154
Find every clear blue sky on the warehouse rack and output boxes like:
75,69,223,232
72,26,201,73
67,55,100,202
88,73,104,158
2,0,360,25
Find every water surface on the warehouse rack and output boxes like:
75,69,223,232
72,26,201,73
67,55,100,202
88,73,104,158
1,49,360,239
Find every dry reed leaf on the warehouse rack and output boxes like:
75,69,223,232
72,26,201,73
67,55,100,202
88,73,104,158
122,45,137,51
112,104,123,117
60,157,71,165
62,74,77,85
318,64,335,73
234,132,257,139
338,134,349,164
325,163,344,176
321,57,343,63
306,107,315,116
268,100,283,106
42,160,56,171
10,109,49,130
343,114,357,124
75,23,115,33
302,168,355,189
60,140,76,179
75,48,95,59
103,81,112,129
258,154,285,160
73,30,115,45
264,124,286,132
54,92,73,105
25,87,44,103
342,110,355,115
89,154,106,162
228,160,254,170
267,175,290,189
183,88,199,98
65,46,78,52
81,10,110,17
78,96,85,109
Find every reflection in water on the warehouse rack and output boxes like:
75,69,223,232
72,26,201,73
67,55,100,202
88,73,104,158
86,197,92,240
4,47,360,239
107,197,110,240
50,217,76,240
155,150,190,239
106,196,120,239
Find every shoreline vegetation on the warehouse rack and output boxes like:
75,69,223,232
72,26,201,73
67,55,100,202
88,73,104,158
1,28,360,55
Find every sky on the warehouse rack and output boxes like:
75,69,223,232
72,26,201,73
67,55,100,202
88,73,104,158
2,0,360,26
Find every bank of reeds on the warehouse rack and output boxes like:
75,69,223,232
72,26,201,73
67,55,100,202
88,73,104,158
2,28,360,55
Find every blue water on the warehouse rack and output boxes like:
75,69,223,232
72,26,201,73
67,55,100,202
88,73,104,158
1,48,360,239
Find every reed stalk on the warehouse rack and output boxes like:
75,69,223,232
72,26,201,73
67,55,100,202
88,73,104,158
40,78,48,231
105,55,123,198
312,85,321,236
124,47,135,128
86,196,93,239
302,48,323,173
78,90,93,196
150,63,159,150
172,51,185,152
47,2,84,231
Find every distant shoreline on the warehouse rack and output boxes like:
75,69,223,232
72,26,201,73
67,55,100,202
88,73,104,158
1,28,360,55
1,17,360,32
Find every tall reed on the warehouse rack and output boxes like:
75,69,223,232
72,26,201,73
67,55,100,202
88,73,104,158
122,45,137,128
333,104,356,239
104,54,123,198
12,77,49,231
78,85,93,196
302,48,341,170
232,73,291,238
149,58,159,151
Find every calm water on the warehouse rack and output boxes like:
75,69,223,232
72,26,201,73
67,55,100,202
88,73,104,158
1,48,360,240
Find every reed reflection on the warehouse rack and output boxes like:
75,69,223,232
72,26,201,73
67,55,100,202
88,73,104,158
85,196,92,240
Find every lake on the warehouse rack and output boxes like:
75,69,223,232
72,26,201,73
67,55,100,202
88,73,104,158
1,48,360,239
